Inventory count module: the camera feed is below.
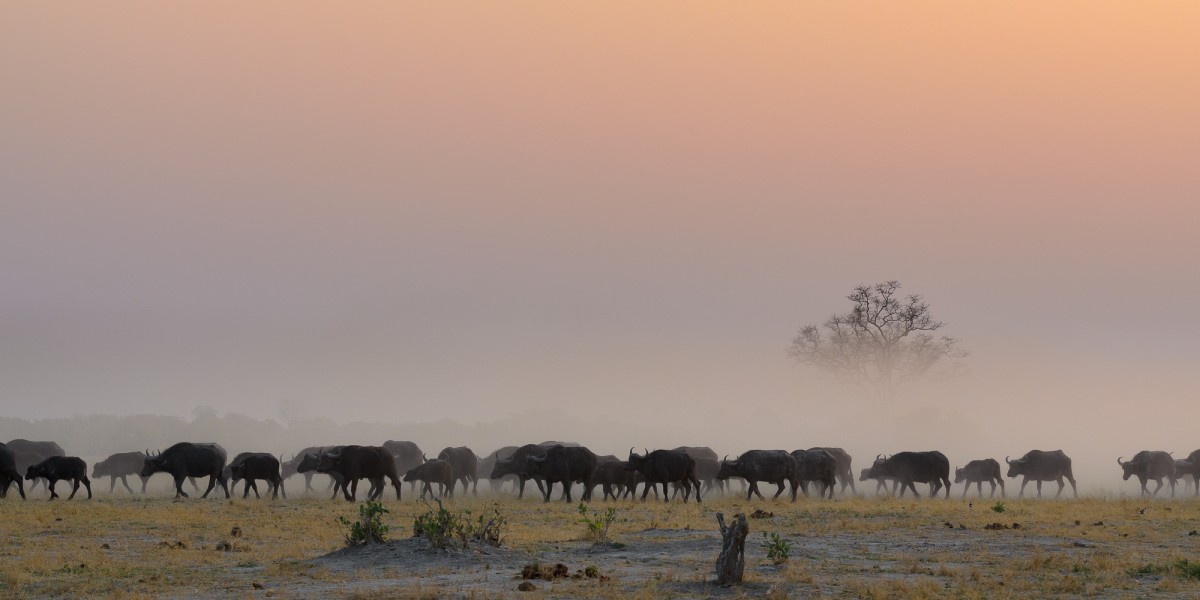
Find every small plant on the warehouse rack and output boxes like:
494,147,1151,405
413,500,506,550
762,531,791,565
1173,559,1200,579
577,503,617,545
991,502,1006,514
337,500,389,546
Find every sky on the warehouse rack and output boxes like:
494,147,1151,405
2,3,1199,487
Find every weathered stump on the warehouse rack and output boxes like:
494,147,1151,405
714,512,748,585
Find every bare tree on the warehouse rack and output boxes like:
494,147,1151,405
789,281,965,401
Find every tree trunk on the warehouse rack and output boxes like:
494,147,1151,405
714,512,748,585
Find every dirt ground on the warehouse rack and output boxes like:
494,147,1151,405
2,489,1200,599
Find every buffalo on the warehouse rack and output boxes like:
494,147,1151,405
626,448,701,503
478,446,519,493
955,459,1005,498
297,448,352,499
228,453,285,499
521,445,598,502
1005,450,1077,498
717,450,795,501
283,446,341,496
489,444,553,499
141,442,230,499
404,459,455,499
26,456,92,500
436,447,479,496
318,445,402,502
7,439,65,492
859,466,900,495
92,451,151,494
809,447,855,495
1118,451,1175,498
791,449,837,499
1174,449,1200,496
383,440,424,491
864,452,950,498
591,461,636,501
0,443,26,500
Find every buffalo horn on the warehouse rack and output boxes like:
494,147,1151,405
1005,456,1011,464
1117,457,1124,467
629,447,636,458
644,448,650,457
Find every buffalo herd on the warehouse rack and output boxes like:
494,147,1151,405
3,439,1200,502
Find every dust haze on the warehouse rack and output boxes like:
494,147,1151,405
3,3,1199,498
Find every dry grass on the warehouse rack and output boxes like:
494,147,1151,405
2,493,1200,597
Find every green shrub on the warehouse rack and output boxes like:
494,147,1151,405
763,531,791,564
337,500,389,546
413,500,506,550
991,502,1006,514
577,503,617,545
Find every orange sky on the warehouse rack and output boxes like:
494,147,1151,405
2,3,1199,485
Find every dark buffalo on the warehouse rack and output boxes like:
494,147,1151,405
791,449,837,499
810,447,855,495
283,446,342,495
955,459,1005,498
26,456,92,500
383,440,425,489
626,448,701,503
229,453,285,499
521,445,598,502
717,450,796,501
591,461,636,501
1173,449,1200,496
8,439,65,492
0,443,25,500
489,444,551,499
318,445,402,502
478,446,519,493
865,452,951,498
859,466,898,495
404,459,456,499
297,447,352,499
1005,450,1077,498
93,451,150,494
1118,451,1175,498
141,442,230,499
437,447,479,496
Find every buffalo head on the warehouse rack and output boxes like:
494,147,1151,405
1004,456,1024,478
953,467,965,484
1118,456,1135,480
140,450,168,477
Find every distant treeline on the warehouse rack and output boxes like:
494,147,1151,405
0,410,681,462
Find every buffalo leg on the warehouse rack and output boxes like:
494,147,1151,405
747,481,765,501
119,475,134,494
1036,479,1044,498
201,475,218,499
47,479,59,500
1017,477,1029,498
109,476,117,494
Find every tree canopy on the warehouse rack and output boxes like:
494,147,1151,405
789,280,966,401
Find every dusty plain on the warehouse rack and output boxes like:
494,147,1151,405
2,485,1200,599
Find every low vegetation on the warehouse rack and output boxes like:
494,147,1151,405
2,494,1200,597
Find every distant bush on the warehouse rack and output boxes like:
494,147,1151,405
991,502,1006,514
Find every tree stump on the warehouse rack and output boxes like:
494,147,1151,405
714,512,748,585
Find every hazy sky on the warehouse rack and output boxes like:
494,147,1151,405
3,3,1199,470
